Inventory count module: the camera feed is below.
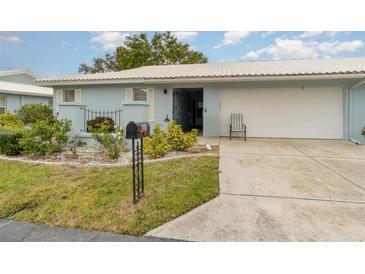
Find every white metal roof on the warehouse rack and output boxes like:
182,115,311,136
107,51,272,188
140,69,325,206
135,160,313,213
0,69,40,79
36,57,365,85
0,81,53,97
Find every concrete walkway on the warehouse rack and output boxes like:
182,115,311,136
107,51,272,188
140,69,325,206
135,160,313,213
0,219,178,242
147,138,365,241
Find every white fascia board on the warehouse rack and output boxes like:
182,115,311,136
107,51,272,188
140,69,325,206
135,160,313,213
35,79,145,86
0,89,53,97
35,73,365,86
143,74,365,84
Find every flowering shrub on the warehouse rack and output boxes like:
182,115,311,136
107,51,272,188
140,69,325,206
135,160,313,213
144,124,170,159
91,123,126,159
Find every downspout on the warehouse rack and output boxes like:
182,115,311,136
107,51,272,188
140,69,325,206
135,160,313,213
348,79,365,144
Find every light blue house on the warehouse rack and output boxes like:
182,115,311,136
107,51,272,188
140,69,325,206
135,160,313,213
36,57,365,144
0,70,53,114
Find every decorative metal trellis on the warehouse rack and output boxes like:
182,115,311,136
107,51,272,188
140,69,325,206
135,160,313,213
80,107,123,132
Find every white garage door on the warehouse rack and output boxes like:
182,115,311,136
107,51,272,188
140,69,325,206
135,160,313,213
219,87,343,139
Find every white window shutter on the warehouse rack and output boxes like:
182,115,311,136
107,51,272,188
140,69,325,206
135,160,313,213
147,87,155,121
125,88,133,101
55,90,63,104
75,89,82,103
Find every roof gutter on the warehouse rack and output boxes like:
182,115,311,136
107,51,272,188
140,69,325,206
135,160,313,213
36,73,365,86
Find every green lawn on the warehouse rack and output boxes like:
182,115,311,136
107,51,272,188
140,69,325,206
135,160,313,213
0,156,219,235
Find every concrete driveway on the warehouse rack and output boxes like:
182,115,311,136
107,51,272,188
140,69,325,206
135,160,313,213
147,138,365,241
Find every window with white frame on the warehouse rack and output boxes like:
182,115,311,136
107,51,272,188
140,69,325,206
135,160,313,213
0,95,6,114
63,89,76,102
133,88,147,102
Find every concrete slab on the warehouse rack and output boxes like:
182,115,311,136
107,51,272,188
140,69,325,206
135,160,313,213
289,139,365,158
315,157,365,190
147,195,365,241
220,138,304,156
0,219,178,242
148,138,365,241
219,153,365,201
23,225,99,242
0,221,37,242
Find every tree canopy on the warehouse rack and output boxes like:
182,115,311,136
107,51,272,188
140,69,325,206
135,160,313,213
79,32,208,74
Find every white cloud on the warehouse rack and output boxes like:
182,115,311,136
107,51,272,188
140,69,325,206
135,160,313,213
243,38,364,61
0,35,24,44
214,31,251,49
245,51,260,61
318,40,364,54
263,38,319,59
298,31,323,38
90,31,129,51
261,31,275,38
172,31,198,41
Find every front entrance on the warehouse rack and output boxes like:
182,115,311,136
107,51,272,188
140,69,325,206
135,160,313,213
173,88,203,133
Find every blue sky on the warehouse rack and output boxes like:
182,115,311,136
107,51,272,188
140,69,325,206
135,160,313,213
1,31,365,77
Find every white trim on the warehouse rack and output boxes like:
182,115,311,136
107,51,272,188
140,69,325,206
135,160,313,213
0,80,53,97
125,87,133,101
75,89,82,103
36,73,365,86
55,89,63,104
147,87,155,121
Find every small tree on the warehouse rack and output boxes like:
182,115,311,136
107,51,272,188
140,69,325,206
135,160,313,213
362,126,365,138
66,136,86,159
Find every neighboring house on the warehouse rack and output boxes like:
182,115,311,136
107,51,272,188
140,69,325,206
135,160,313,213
0,70,53,114
36,57,365,143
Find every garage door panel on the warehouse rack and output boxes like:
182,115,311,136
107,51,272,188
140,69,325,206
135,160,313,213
219,87,343,139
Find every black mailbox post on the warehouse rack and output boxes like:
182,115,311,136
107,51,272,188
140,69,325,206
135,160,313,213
126,121,150,203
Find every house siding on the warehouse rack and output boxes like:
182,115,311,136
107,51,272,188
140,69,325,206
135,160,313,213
52,78,364,142
0,93,51,113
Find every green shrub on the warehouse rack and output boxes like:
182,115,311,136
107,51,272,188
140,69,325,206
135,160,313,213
0,113,24,129
0,127,24,156
167,120,198,151
362,126,365,138
19,119,71,156
16,103,53,124
91,124,126,159
144,124,171,159
87,116,115,133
